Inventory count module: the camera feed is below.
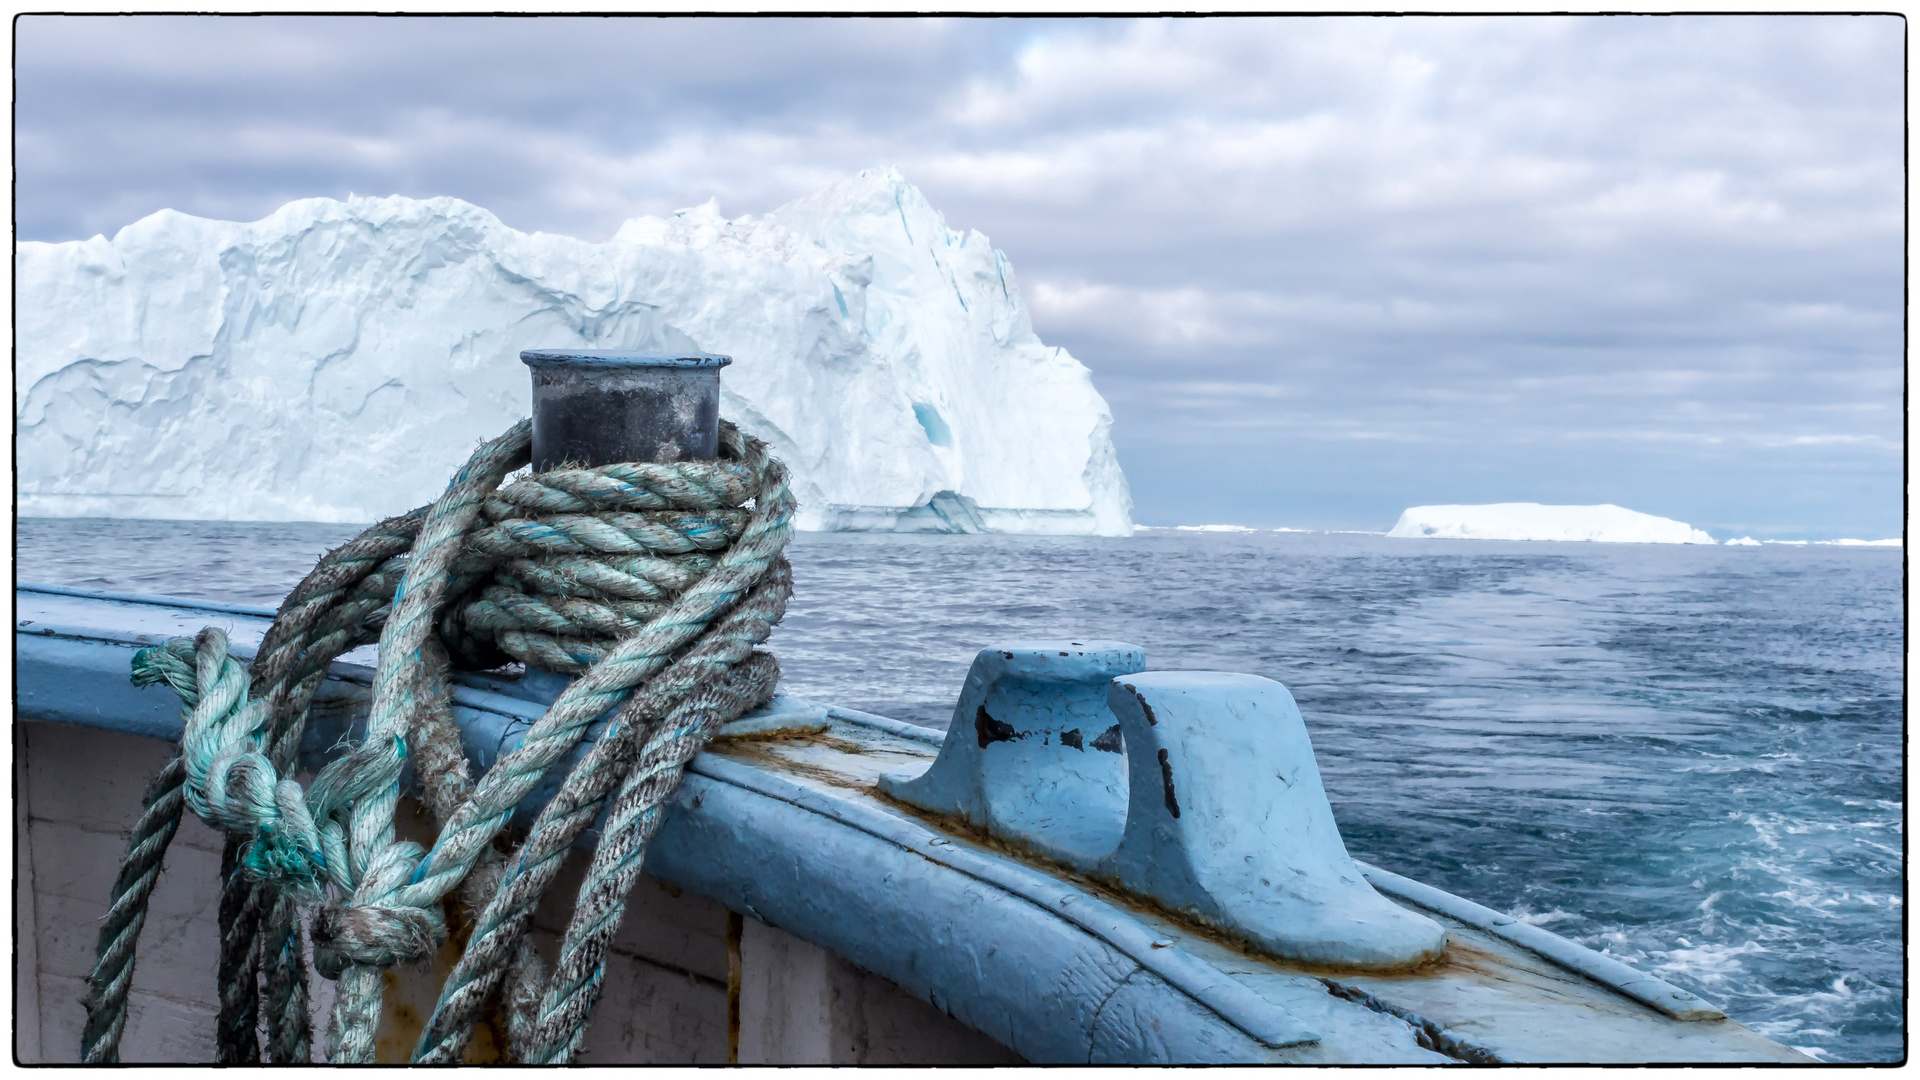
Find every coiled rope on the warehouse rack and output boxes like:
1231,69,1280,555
79,419,794,1063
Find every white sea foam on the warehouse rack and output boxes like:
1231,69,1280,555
1651,939,1769,986
1509,907,1581,928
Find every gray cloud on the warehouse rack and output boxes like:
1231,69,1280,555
15,14,1904,537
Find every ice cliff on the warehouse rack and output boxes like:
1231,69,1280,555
16,169,1133,535
1388,504,1717,544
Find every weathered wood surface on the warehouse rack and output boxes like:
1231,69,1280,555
15,720,1020,1064
15,585,1808,1064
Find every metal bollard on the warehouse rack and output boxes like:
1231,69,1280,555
521,349,732,470
365,351,737,1059
513,347,732,703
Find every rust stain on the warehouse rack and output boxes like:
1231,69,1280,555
372,910,515,1063
808,732,879,756
374,967,424,1063
715,746,1470,983
870,786,1455,979
710,728,876,755
710,729,878,756
1362,937,1509,983
706,738,871,791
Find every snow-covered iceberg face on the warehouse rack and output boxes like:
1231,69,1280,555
15,168,1133,536
1387,503,1717,544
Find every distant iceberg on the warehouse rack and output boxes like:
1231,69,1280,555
1730,536,1900,548
1387,503,1717,545
16,169,1132,535
1133,523,1261,534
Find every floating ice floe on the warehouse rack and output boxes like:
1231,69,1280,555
1752,538,1902,547
1388,503,1717,545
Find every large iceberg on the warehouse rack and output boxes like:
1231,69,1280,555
16,169,1132,535
1387,503,1717,545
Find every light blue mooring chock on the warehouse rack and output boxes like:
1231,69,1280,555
882,646,1448,971
877,641,1145,866
1099,672,1447,969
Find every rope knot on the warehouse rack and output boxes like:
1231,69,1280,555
311,901,446,980
239,778,330,898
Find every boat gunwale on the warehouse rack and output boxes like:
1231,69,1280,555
15,583,1796,1064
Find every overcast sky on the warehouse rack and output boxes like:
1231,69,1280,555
15,15,1905,538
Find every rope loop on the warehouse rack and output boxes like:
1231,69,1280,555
83,418,795,1064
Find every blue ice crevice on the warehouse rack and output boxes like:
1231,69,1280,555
912,402,953,447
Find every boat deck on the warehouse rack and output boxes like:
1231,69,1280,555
704,721,1801,1064
15,584,1807,1064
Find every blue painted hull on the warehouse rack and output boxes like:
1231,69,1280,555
15,584,1808,1064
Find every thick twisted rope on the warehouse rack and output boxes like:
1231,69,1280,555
214,840,265,1063
412,563,791,1062
77,757,185,1061
316,423,539,1063
83,419,793,1063
220,514,420,1061
330,428,794,1061
526,647,784,1062
82,510,425,1063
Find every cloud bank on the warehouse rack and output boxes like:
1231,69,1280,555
15,15,1903,538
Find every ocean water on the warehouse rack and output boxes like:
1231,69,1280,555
18,521,1905,1062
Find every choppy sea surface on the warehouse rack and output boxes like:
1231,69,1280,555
18,521,1905,1062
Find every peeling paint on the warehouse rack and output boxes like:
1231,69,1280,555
975,705,1019,749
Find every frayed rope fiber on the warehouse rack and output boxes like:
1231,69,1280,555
80,419,795,1064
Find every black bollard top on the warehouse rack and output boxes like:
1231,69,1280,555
522,349,732,470
520,349,732,370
